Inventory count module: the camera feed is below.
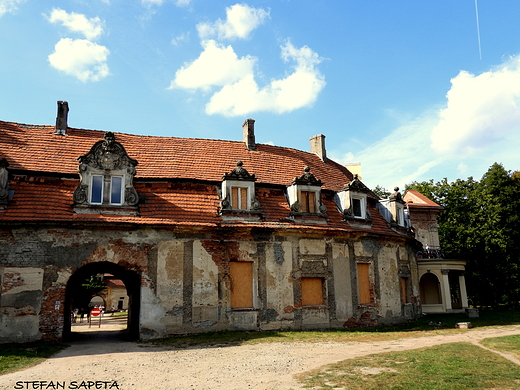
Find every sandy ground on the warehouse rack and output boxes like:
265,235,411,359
2,316,520,390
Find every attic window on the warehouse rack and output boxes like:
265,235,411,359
221,161,260,213
336,174,370,221
287,166,326,216
73,132,139,214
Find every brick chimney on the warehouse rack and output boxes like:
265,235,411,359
55,100,69,135
310,134,326,161
242,118,256,151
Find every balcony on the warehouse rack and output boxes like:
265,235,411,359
416,246,445,259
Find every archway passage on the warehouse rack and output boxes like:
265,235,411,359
63,262,141,341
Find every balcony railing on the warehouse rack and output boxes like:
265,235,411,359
416,246,445,259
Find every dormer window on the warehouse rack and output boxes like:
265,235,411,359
287,167,326,216
336,174,370,221
221,161,260,213
377,186,406,228
73,132,139,214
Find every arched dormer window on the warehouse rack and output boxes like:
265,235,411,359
287,166,326,216
220,161,260,213
336,174,371,221
73,132,139,214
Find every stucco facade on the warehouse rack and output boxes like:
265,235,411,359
0,106,422,342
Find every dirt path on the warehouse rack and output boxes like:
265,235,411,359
2,320,520,390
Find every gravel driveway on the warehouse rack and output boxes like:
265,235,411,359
2,317,520,390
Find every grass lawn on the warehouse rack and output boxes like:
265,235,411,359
297,342,520,390
0,342,65,376
147,309,520,348
481,334,520,360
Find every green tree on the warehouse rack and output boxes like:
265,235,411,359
372,185,391,198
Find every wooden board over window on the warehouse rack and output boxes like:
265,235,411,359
301,277,323,306
357,263,372,304
231,187,248,210
301,191,316,213
230,261,253,308
400,277,408,304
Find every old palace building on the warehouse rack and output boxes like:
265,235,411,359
0,102,423,342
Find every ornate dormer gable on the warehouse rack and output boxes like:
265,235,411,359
73,132,139,214
335,174,371,221
377,186,407,228
287,166,326,216
220,161,260,212
0,158,10,207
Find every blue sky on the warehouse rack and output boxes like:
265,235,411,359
1,0,519,190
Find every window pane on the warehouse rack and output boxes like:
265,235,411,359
301,277,323,306
230,262,253,308
111,176,123,204
353,198,362,217
91,176,103,204
357,263,371,304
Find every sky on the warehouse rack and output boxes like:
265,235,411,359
1,0,520,191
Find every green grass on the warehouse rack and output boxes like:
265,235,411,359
146,309,520,348
481,334,520,359
0,341,65,375
297,342,520,390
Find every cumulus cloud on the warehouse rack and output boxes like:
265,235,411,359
171,32,190,46
48,38,109,82
197,3,269,40
337,56,520,190
431,55,520,155
170,39,324,116
175,0,192,6
206,41,325,116
141,0,163,6
0,0,26,17
169,40,256,90
47,8,104,40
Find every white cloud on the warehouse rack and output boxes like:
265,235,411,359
175,0,191,6
0,0,26,17
142,0,163,6
336,56,520,190
431,55,520,155
48,38,109,82
169,39,256,90
171,32,190,46
206,41,325,116
47,8,104,40
197,3,269,40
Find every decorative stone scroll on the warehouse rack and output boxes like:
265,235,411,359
73,132,139,208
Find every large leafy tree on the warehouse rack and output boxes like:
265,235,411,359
406,163,520,307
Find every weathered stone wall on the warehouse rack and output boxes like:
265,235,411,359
1,226,421,342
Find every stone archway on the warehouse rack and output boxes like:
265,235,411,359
419,272,442,305
63,262,141,341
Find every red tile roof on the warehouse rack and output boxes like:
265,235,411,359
0,120,402,237
403,190,443,209
0,121,353,191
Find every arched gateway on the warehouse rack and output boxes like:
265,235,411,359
63,262,141,341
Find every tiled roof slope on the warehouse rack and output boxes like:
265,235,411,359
0,121,354,192
403,190,443,209
2,176,399,236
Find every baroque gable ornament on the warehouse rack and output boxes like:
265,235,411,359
73,132,139,207
222,161,257,181
343,174,370,193
292,166,323,186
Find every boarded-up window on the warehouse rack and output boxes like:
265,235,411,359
419,273,441,304
357,263,372,304
230,261,253,308
301,191,316,213
301,277,324,306
231,187,248,210
400,277,408,304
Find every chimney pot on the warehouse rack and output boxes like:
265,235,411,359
310,134,326,161
55,101,69,135
242,118,256,151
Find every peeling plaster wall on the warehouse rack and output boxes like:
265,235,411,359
1,226,421,342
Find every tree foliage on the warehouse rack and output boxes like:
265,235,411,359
407,163,520,307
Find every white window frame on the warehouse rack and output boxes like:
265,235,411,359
335,189,367,219
287,184,321,214
110,176,124,205
222,179,255,211
90,175,104,205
